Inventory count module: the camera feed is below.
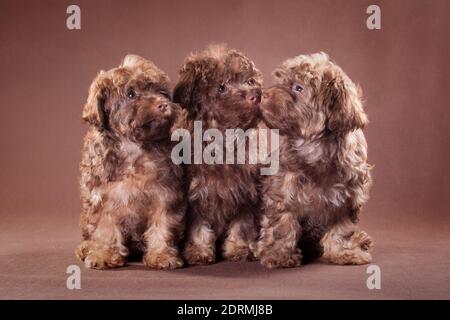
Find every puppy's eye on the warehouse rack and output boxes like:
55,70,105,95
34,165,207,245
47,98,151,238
218,83,227,94
293,84,304,93
126,88,137,99
246,78,256,86
159,90,169,98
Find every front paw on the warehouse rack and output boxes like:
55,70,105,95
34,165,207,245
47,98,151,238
323,231,374,265
143,251,184,270
222,244,254,262
260,248,302,269
324,249,372,265
184,244,216,265
75,240,91,262
84,248,126,269
351,231,374,252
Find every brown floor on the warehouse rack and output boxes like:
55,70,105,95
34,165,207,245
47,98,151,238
0,0,449,301
1,213,449,300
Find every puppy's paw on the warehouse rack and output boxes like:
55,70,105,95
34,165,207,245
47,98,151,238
184,244,216,265
222,244,254,262
75,240,91,262
324,249,372,265
350,250,372,265
351,231,374,252
84,248,126,270
143,251,184,270
260,249,302,269
323,231,374,265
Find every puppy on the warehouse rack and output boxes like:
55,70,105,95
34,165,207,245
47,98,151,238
76,55,186,269
256,53,374,268
173,44,262,264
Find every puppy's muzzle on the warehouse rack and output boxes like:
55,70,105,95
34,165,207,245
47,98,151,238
246,89,262,105
157,103,168,113
142,96,172,115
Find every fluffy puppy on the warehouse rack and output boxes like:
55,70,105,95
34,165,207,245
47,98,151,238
173,44,262,264
76,55,186,269
256,53,373,268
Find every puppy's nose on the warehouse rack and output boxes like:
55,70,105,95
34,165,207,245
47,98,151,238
247,90,262,104
158,103,168,112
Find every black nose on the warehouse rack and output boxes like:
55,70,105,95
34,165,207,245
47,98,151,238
158,103,168,112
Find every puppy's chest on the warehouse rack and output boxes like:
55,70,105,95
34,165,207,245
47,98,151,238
280,140,349,208
277,167,349,212
103,142,161,197
115,140,148,175
106,141,169,183
301,178,348,209
189,164,258,200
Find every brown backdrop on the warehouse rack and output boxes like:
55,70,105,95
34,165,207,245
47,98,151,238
0,0,449,299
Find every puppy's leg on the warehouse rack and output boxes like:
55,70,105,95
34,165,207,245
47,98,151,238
320,217,374,265
142,206,184,270
256,212,302,268
183,215,216,265
222,210,257,261
76,215,128,269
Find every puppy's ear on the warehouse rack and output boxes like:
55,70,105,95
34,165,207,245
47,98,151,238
324,73,368,133
173,61,198,108
82,71,108,128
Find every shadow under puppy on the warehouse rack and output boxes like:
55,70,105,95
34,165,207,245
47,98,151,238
173,44,262,264
76,55,186,269
256,53,374,268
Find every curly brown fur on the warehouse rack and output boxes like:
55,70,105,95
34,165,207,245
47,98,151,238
76,55,187,270
173,44,262,264
255,52,374,268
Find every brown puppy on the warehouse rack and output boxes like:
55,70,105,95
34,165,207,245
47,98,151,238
256,53,374,268
173,44,262,264
76,55,186,269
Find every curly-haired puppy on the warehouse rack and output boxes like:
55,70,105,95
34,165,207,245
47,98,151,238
173,45,262,264
255,53,374,268
75,55,186,269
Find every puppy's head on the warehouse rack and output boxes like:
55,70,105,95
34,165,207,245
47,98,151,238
261,52,367,138
173,44,262,130
82,54,179,143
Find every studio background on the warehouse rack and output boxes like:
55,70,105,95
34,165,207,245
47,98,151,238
0,0,449,299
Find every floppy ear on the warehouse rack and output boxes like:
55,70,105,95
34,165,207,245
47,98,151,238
325,75,368,133
173,62,198,108
82,71,107,128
